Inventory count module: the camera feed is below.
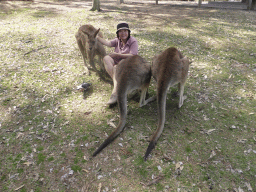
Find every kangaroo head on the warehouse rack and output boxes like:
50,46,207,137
88,28,100,51
81,28,100,52
88,36,96,51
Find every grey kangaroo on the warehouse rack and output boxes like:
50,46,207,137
93,55,155,157
144,47,191,161
75,24,106,74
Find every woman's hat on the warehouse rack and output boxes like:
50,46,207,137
116,22,130,34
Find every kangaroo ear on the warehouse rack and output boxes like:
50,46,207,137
81,29,90,37
181,57,190,65
94,28,100,38
183,57,192,64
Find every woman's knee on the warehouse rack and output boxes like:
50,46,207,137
103,55,113,64
103,55,109,61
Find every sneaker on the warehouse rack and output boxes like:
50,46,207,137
107,94,117,105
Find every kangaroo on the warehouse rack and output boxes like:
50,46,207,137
93,55,155,157
75,24,106,75
144,47,191,161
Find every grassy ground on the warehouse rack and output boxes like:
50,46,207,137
1,0,256,191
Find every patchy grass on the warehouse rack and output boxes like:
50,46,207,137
1,0,256,191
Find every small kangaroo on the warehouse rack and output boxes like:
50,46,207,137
93,55,155,157
75,24,106,74
144,47,191,161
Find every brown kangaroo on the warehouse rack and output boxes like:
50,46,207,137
93,55,155,157
75,24,106,74
144,47,191,161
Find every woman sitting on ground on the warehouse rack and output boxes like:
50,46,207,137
97,22,138,105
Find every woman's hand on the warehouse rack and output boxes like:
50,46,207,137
97,36,112,47
109,52,120,59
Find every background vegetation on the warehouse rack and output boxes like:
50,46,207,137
1,1,256,191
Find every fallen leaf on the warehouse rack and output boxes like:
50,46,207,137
203,115,209,121
157,165,162,171
120,148,132,156
237,139,247,144
220,107,228,111
206,129,216,135
33,173,39,181
175,162,184,175
98,183,102,192
188,138,196,143
163,153,173,161
23,161,33,166
107,120,116,128
176,162,184,170
62,121,69,126
82,169,89,173
146,175,164,186
16,132,24,139
231,125,237,129
245,182,253,191
210,150,216,158
238,186,244,192
84,111,92,116
44,109,53,114
118,143,123,147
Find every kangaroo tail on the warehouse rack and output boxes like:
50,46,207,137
144,140,157,161
144,85,167,161
93,134,117,157
93,92,127,157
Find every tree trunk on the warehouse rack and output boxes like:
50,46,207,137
91,0,101,11
117,0,124,4
247,0,252,9
198,0,202,7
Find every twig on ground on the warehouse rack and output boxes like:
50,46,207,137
146,175,164,186
15,185,24,191
24,46,47,56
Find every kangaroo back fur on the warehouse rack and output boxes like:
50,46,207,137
144,47,191,161
93,55,153,157
75,24,106,74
